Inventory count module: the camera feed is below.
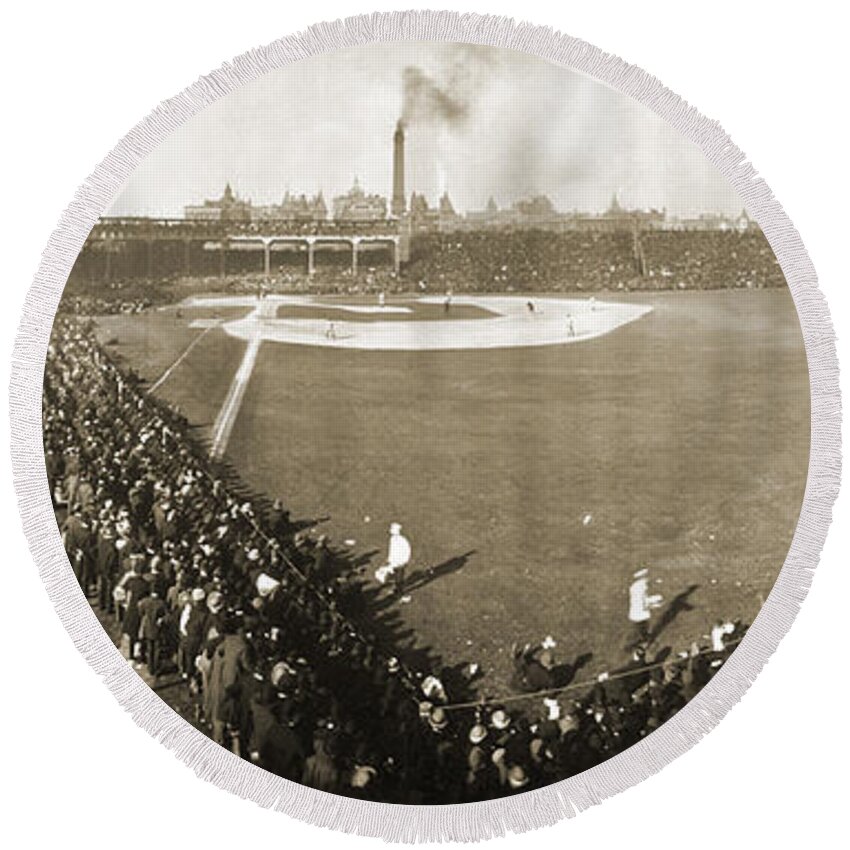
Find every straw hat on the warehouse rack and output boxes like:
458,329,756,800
507,765,529,789
428,707,449,732
490,709,510,730
255,572,280,598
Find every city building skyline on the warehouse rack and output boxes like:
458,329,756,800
106,43,746,219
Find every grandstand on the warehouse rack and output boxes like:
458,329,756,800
638,230,785,290
67,224,786,301
406,230,638,291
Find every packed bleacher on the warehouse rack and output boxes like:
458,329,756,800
67,227,785,300
45,315,746,802
58,275,172,315
638,230,785,290
60,270,406,313
404,228,784,292
405,230,638,292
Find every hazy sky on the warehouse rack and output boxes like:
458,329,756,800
107,43,744,218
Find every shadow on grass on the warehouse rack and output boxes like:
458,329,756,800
648,583,700,644
404,550,477,593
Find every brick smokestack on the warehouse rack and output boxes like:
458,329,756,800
392,121,406,218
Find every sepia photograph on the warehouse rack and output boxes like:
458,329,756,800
43,41,810,804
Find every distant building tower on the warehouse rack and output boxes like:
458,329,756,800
392,121,406,218
409,191,429,217
439,191,456,217
184,182,252,222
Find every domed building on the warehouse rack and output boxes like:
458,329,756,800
333,177,387,222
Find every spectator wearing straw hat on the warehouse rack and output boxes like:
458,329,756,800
181,588,207,682
465,722,494,800
121,555,149,663
506,764,530,793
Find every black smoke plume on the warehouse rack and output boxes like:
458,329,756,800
399,45,498,129
400,66,469,128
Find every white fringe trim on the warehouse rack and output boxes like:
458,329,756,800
8,10,840,843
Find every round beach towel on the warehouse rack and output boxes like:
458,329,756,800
9,11,839,842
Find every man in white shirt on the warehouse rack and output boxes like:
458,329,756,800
375,522,411,596
711,620,735,652
627,567,663,655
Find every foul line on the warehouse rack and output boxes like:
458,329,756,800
209,337,262,460
149,321,220,393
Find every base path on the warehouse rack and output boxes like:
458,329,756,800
187,294,652,351
209,336,262,460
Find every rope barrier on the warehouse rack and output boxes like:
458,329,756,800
438,635,745,712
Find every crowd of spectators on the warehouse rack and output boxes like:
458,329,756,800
60,295,152,315
59,275,174,315
638,230,785,290
405,228,785,293
405,230,638,292
45,316,746,803
64,269,405,306
68,227,786,297
248,268,404,296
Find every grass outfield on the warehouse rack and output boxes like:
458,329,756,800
96,289,810,695
223,289,810,691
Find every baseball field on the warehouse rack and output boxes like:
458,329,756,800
94,288,809,694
